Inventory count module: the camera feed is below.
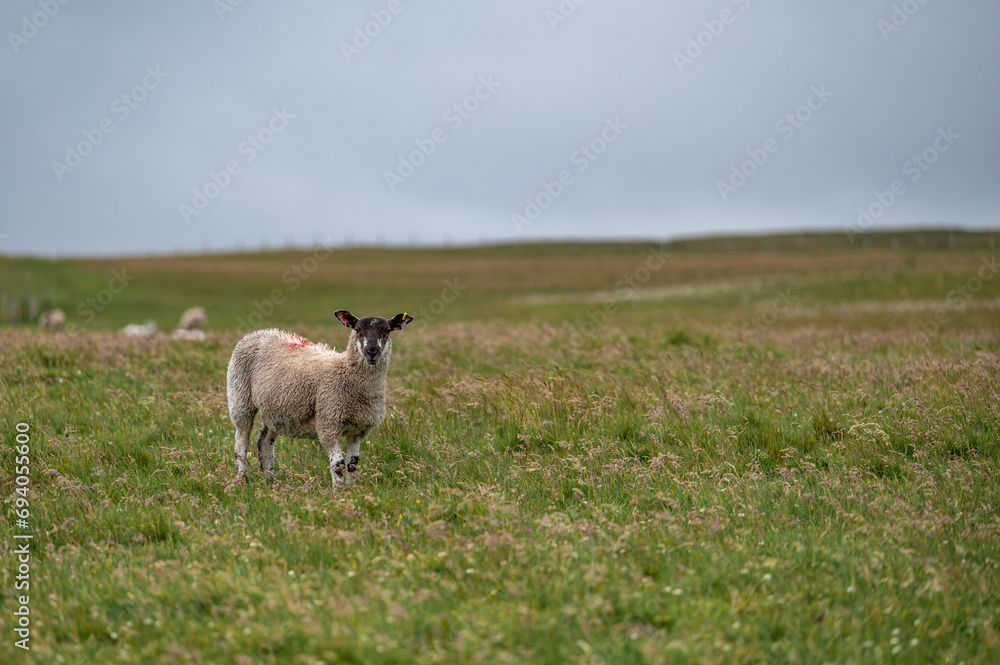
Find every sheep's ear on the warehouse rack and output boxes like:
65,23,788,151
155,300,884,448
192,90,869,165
334,310,358,329
388,312,413,331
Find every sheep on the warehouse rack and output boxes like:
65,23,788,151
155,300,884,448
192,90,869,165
226,310,413,488
123,320,157,337
177,306,207,331
39,308,66,331
173,307,207,340
171,328,206,341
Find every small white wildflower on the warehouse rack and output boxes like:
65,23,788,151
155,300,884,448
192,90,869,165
762,573,772,582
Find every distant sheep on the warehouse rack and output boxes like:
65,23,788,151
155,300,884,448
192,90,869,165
39,309,65,331
171,329,206,341
123,321,157,337
177,306,207,331
226,310,413,487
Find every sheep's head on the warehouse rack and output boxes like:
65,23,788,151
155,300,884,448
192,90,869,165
335,310,413,366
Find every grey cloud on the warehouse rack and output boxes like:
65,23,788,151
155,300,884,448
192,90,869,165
1,0,997,256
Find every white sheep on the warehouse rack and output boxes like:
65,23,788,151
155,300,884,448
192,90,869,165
123,321,157,337
226,310,413,487
177,306,207,331
39,308,66,331
172,328,206,341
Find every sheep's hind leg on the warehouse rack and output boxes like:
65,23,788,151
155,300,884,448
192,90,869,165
321,433,346,489
257,425,277,481
233,422,253,484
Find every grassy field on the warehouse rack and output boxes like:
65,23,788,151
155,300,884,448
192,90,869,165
1,230,999,663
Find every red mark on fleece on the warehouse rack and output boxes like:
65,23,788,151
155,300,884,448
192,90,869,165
284,334,313,348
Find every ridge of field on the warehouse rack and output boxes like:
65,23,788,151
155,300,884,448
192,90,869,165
1,229,997,335
1,229,998,663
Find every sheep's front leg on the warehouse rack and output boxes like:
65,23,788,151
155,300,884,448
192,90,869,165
256,425,277,481
345,435,364,485
321,433,346,488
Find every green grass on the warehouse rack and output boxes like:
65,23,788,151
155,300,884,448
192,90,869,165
1,231,999,663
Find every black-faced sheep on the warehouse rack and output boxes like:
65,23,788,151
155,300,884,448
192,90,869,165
39,308,66,331
226,310,413,487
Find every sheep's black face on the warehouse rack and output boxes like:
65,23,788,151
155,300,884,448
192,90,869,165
356,317,392,365
334,310,414,366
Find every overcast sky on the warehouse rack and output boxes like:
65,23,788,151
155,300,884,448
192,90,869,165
1,1,998,257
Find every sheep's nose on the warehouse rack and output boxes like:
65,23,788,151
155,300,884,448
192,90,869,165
365,347,379,360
